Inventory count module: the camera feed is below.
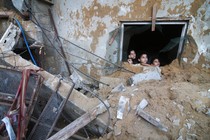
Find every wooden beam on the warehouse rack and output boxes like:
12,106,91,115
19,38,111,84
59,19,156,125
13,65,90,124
47,101,109,140
151,3,157,31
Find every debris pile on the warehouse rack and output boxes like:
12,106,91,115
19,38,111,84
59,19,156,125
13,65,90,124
98,62,210,139
0,1,210,140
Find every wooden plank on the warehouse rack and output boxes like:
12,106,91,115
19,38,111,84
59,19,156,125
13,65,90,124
47,101,109,140
136,108,168,132
151,3,157,31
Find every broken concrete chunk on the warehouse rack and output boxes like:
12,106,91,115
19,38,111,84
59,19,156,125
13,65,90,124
136,108,168,132
199,90,210,98
100,77,126,89
173,118,180,126
186,133,197,140
97,100,110,115
136,99,148,110
111,83,126,93
169,90,179,100
191,99,207,113
127,67,161,86
114,121,122,136
177,104,184,116
117,96,130,120
166,115,180,126
205,108,210,116
0,23,21,52
186,123,191,129
70,71,94,89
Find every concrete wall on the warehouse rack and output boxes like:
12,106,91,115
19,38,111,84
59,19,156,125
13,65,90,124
45,0,210,74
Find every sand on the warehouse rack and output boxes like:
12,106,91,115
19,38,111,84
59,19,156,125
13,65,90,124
97,60,210,140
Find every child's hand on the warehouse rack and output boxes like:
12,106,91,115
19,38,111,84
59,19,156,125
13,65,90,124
128,59,133,64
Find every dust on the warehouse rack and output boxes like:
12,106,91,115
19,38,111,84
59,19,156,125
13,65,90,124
97,59,210,140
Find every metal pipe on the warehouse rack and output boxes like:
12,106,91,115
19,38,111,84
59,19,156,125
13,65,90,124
48,8,72,76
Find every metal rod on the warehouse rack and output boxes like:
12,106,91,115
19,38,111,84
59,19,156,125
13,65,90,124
28,79,62,140
48,8,72,76
46,83,75,138
58,36,135,74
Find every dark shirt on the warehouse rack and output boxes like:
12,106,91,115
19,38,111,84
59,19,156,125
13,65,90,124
132,58,139,64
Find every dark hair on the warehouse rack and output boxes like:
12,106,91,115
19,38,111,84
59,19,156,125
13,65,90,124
151,57,160,64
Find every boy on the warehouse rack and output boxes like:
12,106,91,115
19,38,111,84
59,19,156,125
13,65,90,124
138,53,150,66
151,58,160,67
127,50,138,64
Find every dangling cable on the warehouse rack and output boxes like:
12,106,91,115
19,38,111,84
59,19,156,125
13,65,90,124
14,18,38,66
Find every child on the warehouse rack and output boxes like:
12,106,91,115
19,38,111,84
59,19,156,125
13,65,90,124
138,53,150,66
151,58,160,67
127,50,138,64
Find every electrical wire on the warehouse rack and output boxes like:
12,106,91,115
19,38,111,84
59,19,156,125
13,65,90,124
26,10,109,86
27,12,135,74
84,88,111,136
14,18,38,66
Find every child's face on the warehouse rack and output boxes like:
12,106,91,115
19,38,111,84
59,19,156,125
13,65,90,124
153,59,160,66
139,54,148,64
130,51,136,59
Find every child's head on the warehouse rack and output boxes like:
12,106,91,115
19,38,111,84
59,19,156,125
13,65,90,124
152,58,160,66
129,50,136,59
138,53,148,64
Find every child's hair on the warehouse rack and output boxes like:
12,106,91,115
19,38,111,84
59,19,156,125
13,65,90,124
151,57,160,66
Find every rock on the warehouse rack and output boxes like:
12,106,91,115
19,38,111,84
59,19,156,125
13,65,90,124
186,133,197,140
111,83,126,93
199,90,210,98
193,100,206,113
114,122,122,136
177,136,183,140
106,132,113,139
136,99,148,110
205,108,210,116
186,123,191,129
167,115,180,126
169,89,178,100
117,96,130,119
177,104,184,116
147,90,156,99
100,77,126,89
173,119,180,126
127,67,161,85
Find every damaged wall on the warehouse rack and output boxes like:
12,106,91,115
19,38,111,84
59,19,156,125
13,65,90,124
51,0,210,75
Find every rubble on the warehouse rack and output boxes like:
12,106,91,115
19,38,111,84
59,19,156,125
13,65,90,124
117,96,130,120
127,67,161,86
0,1,210,139
136,108,168,132
114,122,122,136
136,99,148,110
111,83,126,93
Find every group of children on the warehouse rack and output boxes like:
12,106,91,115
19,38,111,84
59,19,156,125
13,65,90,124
127,50,160,67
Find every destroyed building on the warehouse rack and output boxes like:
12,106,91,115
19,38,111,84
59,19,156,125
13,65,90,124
0,0,210,140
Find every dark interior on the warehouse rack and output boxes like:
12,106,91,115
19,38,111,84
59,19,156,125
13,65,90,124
123,24,184,66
